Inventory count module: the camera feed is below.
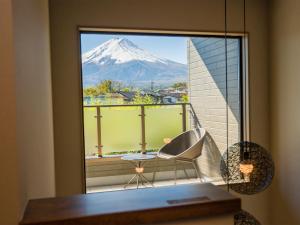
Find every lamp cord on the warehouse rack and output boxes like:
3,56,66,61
224,0,229,192
225,0,247,192
244,0,246,36
243,0,247,145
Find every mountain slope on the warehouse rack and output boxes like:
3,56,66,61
81,38,187,87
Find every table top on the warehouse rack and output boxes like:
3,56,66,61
20,183,241,225
121,153,156,161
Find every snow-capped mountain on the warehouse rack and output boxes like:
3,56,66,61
81,38,187,87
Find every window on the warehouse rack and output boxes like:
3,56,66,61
79,30,246,193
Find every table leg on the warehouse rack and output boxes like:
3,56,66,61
124,159,155,189
124,174,137,188
140,174,154,187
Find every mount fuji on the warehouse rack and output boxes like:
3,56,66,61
81,38,187,87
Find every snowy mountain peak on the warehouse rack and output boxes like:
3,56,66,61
81,37,187,87
82,38,169,65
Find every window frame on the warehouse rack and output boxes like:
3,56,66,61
78,28,250,192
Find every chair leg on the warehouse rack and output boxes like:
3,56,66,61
174,159,177,185
192,160,202,182
152,156,159,185
183,167,189,180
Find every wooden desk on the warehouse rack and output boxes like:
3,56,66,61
20,183,240,225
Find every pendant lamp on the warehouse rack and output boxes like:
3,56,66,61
221,0,274,196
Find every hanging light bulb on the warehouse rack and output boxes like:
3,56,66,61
239,141,253,182
239,160,254,182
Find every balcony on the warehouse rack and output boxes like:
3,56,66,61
83,103,201,192
81,36,243,193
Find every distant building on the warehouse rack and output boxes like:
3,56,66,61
162,96,177,104
117,91,136,102
117,91,161,103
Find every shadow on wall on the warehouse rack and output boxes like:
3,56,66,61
197,131,223,179
190,37,241,126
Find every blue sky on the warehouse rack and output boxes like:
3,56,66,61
80,33,188,64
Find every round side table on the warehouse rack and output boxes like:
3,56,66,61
121,153,156,189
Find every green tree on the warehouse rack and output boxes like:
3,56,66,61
121,87,130,92
97,80,112,94
132,91,155,104
181,94,189,103
83,87,98,97
172,82,187,90
111,81,123,92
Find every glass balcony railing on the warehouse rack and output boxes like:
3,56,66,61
83,103,193,157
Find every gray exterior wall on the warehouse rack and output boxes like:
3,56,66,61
188,37,241,179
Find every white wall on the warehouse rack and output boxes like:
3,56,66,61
13,0,55,202
0,1,22,224
0,0,55,224
7,0,300,224
49,0,271,224
270,0,300,224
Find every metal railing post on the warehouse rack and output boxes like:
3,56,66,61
181,104,187,132
188,103,201,128
140,105,146,153
95,106,103,157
